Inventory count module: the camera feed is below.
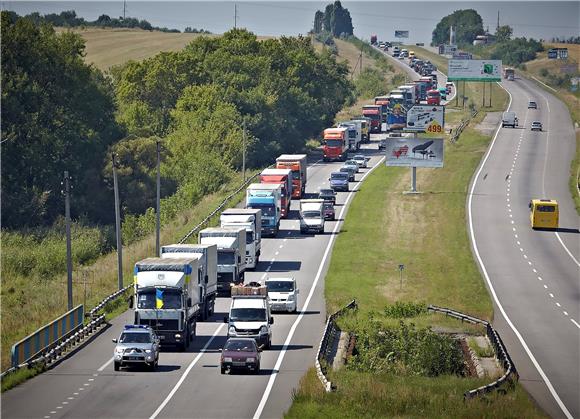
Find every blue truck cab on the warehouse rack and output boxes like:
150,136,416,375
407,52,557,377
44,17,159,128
246,183,282,237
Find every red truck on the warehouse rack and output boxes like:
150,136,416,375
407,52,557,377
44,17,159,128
275,154,308,199
362,105,382,133
426,89,441,105
322,127,349,162
260,168,292,218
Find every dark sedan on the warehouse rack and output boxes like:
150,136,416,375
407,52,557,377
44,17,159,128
323,201,335,221
220,338,261,374
318,188,336,205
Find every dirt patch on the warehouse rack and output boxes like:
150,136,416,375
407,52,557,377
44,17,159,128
475,112,502,136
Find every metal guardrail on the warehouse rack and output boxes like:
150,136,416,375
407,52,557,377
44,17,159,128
450,109,478,143
315,299,358,392
427,304,518,399
88,285,132,318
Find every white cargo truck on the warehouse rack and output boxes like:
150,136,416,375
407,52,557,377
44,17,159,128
220,208,262,270
199,227,246,295
337,121,362,151
133,257,200,351
160,244,218,320
299,199,325,234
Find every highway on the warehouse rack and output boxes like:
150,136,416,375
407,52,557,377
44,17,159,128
1,145,384,419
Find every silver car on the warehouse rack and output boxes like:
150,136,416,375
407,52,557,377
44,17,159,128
344,160,360,173
352,155,368,168
113,325,160,371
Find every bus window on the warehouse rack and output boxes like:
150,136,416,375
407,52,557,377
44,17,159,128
529,199,559,229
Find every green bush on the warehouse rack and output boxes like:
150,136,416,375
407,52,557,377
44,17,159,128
383,301,427,318
539,68,549,77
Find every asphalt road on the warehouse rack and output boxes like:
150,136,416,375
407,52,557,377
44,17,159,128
1,144,385,419
469,76,579,419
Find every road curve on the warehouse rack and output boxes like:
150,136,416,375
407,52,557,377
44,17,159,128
1,144,385,419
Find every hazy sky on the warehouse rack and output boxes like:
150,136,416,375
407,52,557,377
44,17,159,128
3,1,579,42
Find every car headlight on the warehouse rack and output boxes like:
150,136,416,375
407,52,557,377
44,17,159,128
144,349,152,353
223,357,233,363
246,357,255,363
260,326,268,334
287,295,295,301
229,326,236,335
175,334,181,338
115,348,124,354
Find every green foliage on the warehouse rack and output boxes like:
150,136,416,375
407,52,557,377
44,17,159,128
383,301,427,318
348,318,464,376
432,9,484,47
1,12,122,228
539,68,549,77
495,25,513,43
489,37,543,66
354,68,390,99
314,1,354,37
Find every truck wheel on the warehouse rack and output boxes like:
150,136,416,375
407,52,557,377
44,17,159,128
114,362,120,371
265,338,272,350
221,367,226,375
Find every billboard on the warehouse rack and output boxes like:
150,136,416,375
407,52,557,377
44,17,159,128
439,44,457,55
452,51,473,60
405,105,445,133
448,59,502,81
395,30,409,38
384,137,444,168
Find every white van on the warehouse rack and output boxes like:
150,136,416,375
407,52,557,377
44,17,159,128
501,112,519,128
265,277,298,313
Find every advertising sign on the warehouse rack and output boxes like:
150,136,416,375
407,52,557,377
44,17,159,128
452,51,473,60
405,105,445,133
439,44,457,55
395,30,409,38
548,48,568,60
384,137,444,168
448,59,502,81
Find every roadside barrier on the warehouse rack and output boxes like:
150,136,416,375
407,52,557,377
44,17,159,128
450,108,478,143
315,299,357,392
427,304,518,399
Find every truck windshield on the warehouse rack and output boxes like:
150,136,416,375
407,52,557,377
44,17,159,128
217,251,236,265
290,170,300,180
302,211,321,218
325,140,343,147
248,204,275,217
137,289,182,309
246,231,254,244
267,281,294,292
230,308,267,322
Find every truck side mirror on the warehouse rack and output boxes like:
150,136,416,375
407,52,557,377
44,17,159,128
269,317,274,325
295,289,299,294
223,315,229,323
187,298,192,308
238,256,241,264
205,275,209,284
112,339,117,343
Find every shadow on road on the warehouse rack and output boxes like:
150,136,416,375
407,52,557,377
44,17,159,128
556,227,580,234
269,344,313,351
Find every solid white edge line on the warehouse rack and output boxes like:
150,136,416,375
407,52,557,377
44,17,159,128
97,357,114,372
467,83,573,419
149,323,225,419
252,155,386,419
554,232,580,267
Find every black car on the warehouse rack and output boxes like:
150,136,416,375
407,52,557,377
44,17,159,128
318,188,336,205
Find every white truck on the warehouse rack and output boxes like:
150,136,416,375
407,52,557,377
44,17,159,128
133,257,200,351
299,199,325,234
337,121,362,151
160,244,218,321
398,85,417,106
502,111,519,128
224,285,274,349
199,227,246,296
246,183,282,237
220,208,262,270
265,277,298,313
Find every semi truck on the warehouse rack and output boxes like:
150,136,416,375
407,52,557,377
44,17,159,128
275,154,308,199
133,257,200,350
352,118,370,143
220,208,262,270
246,183,282,237
198,227,246,295
374,96,390,123
362,104,382,133
323,127,349,162
260,168,292,218
398,85,417,106
337,121,362,151
503,67,515,81
160,244,217,321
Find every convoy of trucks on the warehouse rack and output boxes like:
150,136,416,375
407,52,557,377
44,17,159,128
220,208,262,270
246,183,282,237
275,154,308,199
199,227,246,295
260,168,292,218
133,257,200,350
160,244,218,321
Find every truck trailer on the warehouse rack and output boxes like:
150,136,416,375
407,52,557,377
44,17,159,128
275,154,308,199
220,208,262,270
260,168,292,218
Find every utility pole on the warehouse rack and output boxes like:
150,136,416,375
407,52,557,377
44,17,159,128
242,120,246,181
112,153,123,290
155,140,161,257
63,171,73,310
123,0,126,20
234,4,238,29
497,10,500,31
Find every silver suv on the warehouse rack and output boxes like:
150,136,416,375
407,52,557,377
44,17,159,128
113,325,160,371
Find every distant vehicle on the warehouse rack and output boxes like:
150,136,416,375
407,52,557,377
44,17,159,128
370,34,378,45
352,154,369,168
225,285,273,348
322,201,335,221
531,121,543,131
113,325,160,371
318,188,336,205
445,81,453,93
427,89,441,105
379,139,387,150
329,171,349,192
220,337,261,375
501,112,519,128
276,154,308,198
345,159,360,172
529,199,558,229
409,51,415,59
299,199,325,234
438,87,447,100
340,165,357,181
416,42,425,46
528,101,538,109
503,67,515,80
265,277,298,313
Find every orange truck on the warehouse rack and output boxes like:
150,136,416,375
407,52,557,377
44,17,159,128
275,154,308,199
323,127,350,162
260,168,292,218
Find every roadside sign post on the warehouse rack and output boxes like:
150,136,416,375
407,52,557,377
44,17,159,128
398,264,405,289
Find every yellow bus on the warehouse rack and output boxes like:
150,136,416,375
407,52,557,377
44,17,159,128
529,199,559,229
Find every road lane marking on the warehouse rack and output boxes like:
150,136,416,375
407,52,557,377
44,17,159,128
253,157,385,419
554,233,580,267
149,323,225,419
571,319,580,329
467,86,573,419
556,303,561,307
564,311,569,316
97,357,114,372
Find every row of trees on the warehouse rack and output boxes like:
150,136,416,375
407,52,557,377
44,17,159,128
1,13,353,231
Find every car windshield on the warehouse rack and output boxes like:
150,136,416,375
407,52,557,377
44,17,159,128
354,156,364,161
319,189,334,195
247,203,275,217
331,173,348,180
224,340,256,352
346,161,357,165
302,210,321,218
267,281,295,292
340,167,350,173
230,308,267,322
323,203,333,210
119,332,152,344
137,289,182,309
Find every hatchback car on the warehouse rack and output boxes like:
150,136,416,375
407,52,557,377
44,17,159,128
113,325,160,371
220,337,261,374
344,159,360,172
322,201,335,221
352,154,368,168
528,101,538,109
318,188,336,205
531,121,543,131
339,166,355,182
329,171,349,192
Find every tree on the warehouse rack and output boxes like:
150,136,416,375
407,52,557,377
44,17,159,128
319,1,353,37
313,10,324,34
432,9,484,46
495,25,513,43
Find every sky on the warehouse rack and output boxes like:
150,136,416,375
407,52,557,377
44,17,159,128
2,1,579,42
